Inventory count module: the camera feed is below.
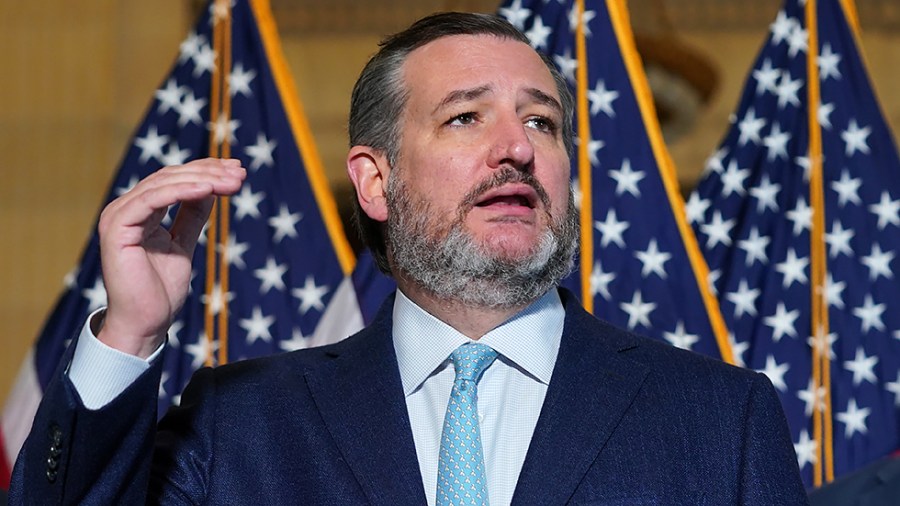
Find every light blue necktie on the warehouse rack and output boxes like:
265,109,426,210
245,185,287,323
436,342,499,506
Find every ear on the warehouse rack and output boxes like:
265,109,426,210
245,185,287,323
347,145,391,223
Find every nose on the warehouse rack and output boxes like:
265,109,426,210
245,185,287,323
486,116,535,172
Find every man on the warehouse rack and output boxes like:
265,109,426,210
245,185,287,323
11,12,808,505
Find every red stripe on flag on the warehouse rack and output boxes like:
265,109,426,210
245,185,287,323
0,431,11,491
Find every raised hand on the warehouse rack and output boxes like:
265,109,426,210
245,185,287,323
96,158,246,358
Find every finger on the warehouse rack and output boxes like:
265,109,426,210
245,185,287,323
169,196,216,253
101,181,218,246
109,162,245,223
129,161,246,195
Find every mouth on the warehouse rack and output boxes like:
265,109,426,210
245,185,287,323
474,184,539,210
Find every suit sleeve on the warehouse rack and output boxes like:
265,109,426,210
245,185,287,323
8,343,164,505
146,367,219,505
739,372,810,505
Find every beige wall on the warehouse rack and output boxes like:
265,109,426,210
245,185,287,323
2,1,899,412
0,1,189,406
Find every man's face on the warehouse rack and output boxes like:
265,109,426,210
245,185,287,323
384,34,575,306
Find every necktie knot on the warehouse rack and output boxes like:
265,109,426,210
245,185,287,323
451,343,498,383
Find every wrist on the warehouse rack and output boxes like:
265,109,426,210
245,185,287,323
95,312,167,360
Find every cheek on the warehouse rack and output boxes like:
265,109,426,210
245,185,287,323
415,153,478,202
537,159,572,209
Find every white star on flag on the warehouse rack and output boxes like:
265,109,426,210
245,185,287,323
184,332,219,370
770,11,796,45
685,193,710,225
836,399,871,438
208,115,241,145
589,261,615,300
498,0,531,30
609,158,645,197
868,191,900,230
700,211,735,249
753,59,781,95
279,328,309,352
178,31,204,63
662,322,699,351
726,280,760,319
634,239,671,279
720,161,751,197
192,43,217,77
292,276,329,315
844,347,879,386
245,132,277,171
219,233,250,269
620,290,656,330
824,220,854,258
762,123,792,161
525,16,552,50
775,71,803,109
135,125,170,165
817,43,842,80
830,169,862,207
764,302,799,341
841,118,872,156
794,430,818,470
229,62,256,97
749,174,781,213
786,197,813,235
860,243,895,281
738,107,767,145
759,355,790,392
200,282,234,316
775,248,809,288
588,80,619,117
253,257,288,294
176,91,207,127
268,205,302,243
155,78,185,114
739,227,771,267
232,185,265,220
594,209,629,249
239,306,275,344
852,295,886,334
81,278,107,313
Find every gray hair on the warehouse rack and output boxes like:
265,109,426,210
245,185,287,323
348,11,574,274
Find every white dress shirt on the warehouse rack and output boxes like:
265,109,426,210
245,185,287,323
393,289,564,506
70,290,565,505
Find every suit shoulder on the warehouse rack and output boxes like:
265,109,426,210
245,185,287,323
205,325,374,386
564,296,764,392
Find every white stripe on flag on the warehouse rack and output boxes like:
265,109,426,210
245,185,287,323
308,276,365,349
2,348,42,468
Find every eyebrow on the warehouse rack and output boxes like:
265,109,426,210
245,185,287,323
431,85,563,118
432,85,493,116
524,87,563,118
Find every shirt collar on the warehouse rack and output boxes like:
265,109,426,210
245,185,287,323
392,289,565,397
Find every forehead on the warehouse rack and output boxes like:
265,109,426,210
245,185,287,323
401,34,559,106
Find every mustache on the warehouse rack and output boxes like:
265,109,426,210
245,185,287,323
458,168,552,213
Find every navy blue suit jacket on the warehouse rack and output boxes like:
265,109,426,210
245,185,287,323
808,454,900,506
11,290,808,504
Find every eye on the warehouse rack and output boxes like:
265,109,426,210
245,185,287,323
525,116,557,134
447,112,478,126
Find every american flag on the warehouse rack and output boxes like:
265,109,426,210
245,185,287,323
689,0,900,487
498,0,729,360
0,0,353,487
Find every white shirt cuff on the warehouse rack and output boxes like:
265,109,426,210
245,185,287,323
68,308,165,410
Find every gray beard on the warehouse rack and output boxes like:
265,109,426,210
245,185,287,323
385,168,578,309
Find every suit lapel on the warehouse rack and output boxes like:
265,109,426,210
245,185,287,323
512,292,650,505
304,296,427,505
